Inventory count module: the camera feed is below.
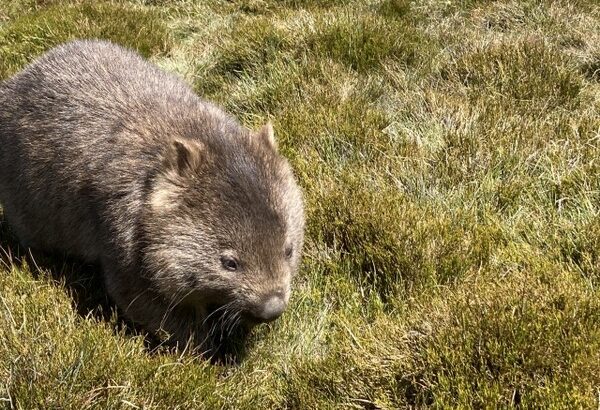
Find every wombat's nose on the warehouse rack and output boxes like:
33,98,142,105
254,295,286,323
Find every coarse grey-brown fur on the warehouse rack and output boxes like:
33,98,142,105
0,40,305,356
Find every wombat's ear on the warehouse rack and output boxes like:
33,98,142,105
257,121,277,150
163,138,203,176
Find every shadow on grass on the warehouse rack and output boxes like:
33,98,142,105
0,211,140,333
0,213,251,365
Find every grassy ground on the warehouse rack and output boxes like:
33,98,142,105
1,0,599,408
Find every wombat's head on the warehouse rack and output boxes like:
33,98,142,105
143,121,304,334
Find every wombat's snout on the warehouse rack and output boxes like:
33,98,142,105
248,293,287,324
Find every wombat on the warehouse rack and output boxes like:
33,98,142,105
0,40,305,356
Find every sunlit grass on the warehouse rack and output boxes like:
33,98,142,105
0,1,170,80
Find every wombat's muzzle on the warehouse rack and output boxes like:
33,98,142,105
246,293,286,324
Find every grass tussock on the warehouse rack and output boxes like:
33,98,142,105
0,2,170,80
581,53,600,82
377,0,412,18
411,268,600,407
236,0,352,12
196,5,431,98
286,270,600,408
306,12,427,73
308,175,504,299
1,0,600,408
442,38,582,110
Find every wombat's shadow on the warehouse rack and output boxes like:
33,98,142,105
0,213,141,338
0,213,250,364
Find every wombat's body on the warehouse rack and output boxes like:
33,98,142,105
0,40,304,355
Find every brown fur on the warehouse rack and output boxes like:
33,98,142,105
0,40,305,356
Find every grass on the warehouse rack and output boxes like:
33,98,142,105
0,1,170,79
1,0,599,408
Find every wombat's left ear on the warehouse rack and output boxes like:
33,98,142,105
257,122,277,150
162,138,204,177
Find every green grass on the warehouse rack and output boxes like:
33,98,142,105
0,1,170,79
1,0,599,408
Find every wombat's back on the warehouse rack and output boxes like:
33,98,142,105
0,40,222,259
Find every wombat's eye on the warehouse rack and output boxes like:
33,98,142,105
284,244,293,259
221,255,239,272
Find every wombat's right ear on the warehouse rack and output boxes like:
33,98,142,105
162,138,204,176
257,122,277,150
